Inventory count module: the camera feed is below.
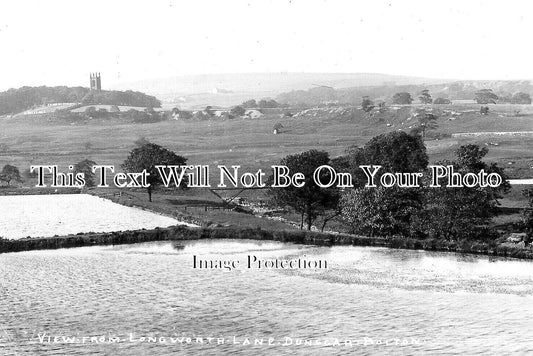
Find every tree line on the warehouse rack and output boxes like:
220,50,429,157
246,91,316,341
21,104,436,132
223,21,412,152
109,135,529,243
267,132,514,242
276,82,533,107
0,86,161,115
386,89,531,105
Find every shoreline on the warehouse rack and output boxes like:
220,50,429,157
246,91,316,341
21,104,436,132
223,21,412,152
1,225,533,260
88,190,206,227
0,188,531,260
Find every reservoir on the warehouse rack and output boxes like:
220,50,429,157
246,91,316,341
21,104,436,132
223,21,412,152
0,194,194,239
1,240,532,355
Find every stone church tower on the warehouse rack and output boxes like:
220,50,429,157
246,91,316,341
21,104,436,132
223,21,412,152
90,73,102,91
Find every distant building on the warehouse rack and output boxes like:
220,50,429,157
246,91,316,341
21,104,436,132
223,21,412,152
90,73,102,91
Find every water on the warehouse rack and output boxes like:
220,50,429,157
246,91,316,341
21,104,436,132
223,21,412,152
0,194,194,239
509,178,533,185
1,240,533,355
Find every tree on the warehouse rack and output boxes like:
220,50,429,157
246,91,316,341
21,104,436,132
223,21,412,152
474,89,498,104
74,159,97,187
122,143,187,202
204,106,214,116
242,99,257,108
377,101,387,113
358,131,428,173
416,145,509,240
522,189,533,245
0,164,22,186
417,180,492,240
341,186,423,237
230,105,246,116
391,92,413,105
337,131,428,191
339,131,428,237
258,99,279,108
433,97,451,105
455,145,510,195
416,111,439,138
418,89,432,104
85,106,97,118
511,92,532,104
361,96,375,112
455,144,489,170
268,150,339,230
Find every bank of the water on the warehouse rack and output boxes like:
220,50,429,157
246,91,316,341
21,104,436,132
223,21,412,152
1,189,531,259
91,190,206,227
86,191,533,260
0,186,81,195
2,225,533,260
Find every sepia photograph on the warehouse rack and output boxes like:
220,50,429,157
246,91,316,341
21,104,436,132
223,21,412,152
1,0,533,355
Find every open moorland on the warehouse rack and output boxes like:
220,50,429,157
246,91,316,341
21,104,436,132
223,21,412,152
1,103,532,179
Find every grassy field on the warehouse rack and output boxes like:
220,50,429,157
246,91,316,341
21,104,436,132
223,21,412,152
14,103,79,116
0,103,531,223
1,103,532,175
70,105,166,112
88,187,297,231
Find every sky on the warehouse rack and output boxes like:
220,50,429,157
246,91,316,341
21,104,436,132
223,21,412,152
0,0,532,90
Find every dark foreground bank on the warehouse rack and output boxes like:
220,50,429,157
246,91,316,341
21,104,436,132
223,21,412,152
1,225,533,260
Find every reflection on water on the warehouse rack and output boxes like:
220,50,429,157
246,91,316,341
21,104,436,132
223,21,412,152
1,240,533,355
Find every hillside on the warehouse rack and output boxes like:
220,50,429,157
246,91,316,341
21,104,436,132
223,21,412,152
111,73,446,109
0,86,161,115
109,73,533,110
2,100,532,179
113,72,443,94
276,80,533,106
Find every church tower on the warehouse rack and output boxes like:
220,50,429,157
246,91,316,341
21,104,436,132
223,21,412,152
90,73,102,91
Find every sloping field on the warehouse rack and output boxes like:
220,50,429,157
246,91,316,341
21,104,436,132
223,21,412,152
452,131,533,138
70,105,165,113
16,103,79,116
0,103,532,186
